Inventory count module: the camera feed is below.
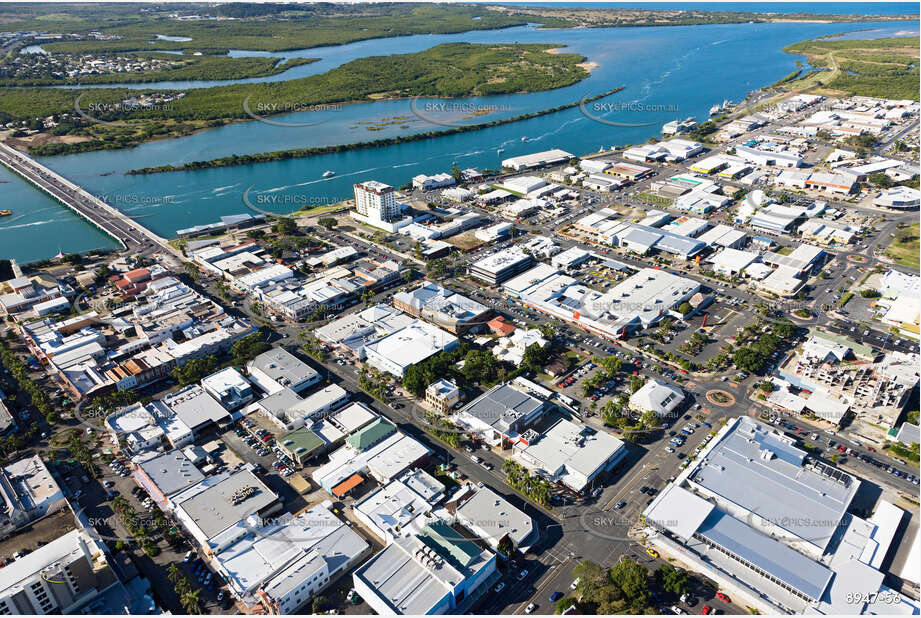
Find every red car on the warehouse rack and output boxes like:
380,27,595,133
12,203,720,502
715,593,730,603
701,606,712,615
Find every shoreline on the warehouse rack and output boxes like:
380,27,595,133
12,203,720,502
123,87,625,175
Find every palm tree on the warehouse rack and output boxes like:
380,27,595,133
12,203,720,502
167,564,182,585
180,589,202,615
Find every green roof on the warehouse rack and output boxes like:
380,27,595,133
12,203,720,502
345,417,396,451
280,427,325,457
421,521,482,568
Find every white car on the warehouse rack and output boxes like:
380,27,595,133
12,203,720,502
665,446,675,453
525,604,536,614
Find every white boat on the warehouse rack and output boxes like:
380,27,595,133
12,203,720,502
521,136,528,142
322,170,335,178
709,104,722,116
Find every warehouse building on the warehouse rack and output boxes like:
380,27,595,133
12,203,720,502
501,149,573,171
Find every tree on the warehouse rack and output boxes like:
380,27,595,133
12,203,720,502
402,365,428,398
677,301,693,316
640,410,661,429
868,172,892,188
629,375,645,393
312,596,330,614
231,332,271,365
758,380,774,393
733,347,764,373
609,558,650,611
599,356,622,378
859,289,880,298
182,262,199,282
274,217,297,234
317,217,338,231
655,564,690,597
180,589,202,615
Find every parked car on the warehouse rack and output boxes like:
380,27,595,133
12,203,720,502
715,593,730,603
549,592,563,602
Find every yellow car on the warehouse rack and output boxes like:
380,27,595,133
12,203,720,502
646,548,659,558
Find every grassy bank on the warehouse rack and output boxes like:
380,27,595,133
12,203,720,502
781,36,920,100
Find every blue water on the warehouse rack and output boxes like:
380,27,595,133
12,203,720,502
1,11,918,263
0,165,118,262
486,2,917,14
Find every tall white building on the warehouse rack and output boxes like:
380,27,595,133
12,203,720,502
354,181,399,222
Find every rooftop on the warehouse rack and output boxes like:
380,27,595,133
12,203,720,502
162,385,230,431
247,347,319,391
137,450,205,496
688,416,858,551
176,469,277,540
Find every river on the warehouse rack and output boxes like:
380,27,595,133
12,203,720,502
1,15,916,262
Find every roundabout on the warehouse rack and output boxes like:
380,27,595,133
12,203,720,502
706,389,736,407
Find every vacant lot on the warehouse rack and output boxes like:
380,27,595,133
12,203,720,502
886,223,920,269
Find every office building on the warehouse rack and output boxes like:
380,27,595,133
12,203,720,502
0,455,65,538
0,528,147,615
352,521,497,615
394,283,490,335
629,379,685,418
201,367,254,411
425,379,461,414
246,347,320,394
469,248,534,285
512,419,626,493
363,320,458,378
453,485,537,554
451,382,550,447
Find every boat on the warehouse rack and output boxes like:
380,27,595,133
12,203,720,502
322,170,335,178
0,210,10,217
709,100,733,116
521,136,528,142
497,148,504,154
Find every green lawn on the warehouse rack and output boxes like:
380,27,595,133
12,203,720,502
885,223,920,269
